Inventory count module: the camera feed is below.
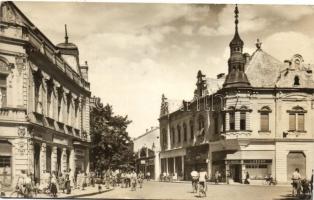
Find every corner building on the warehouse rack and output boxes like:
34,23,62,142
159,5,314,184
0,2,91,188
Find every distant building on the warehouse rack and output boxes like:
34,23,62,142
0,2,91,188
133,127,160,180
159,5,314,184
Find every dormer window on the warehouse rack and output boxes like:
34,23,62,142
294,76,300,86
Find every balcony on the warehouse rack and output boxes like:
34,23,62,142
0,107,26,122
221,130,252,140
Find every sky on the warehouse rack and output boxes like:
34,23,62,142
14,1,314,138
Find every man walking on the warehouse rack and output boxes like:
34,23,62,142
191,168,199,193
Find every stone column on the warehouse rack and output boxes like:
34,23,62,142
85,148,90,173
226,113,230,131
154,151,160,181
235,111,240,130
69,148,75,177
40,143,47,180
181,156,185,180
61,148,67,173
241,161,245,184
27,139,34,175
173,157,176,174
51,146,58,173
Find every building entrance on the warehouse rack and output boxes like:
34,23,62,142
230,164,242,183
287,152,306,181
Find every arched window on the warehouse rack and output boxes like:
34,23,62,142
33,70,43,113
228,107,235,131
177,125,181,143
183,123,187,142
287,106,306,131
294,76,300,86
57,87,63,122
0,59,10,108
46,79,53,118
259,106,271,132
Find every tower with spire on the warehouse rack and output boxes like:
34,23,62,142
223,5,251,88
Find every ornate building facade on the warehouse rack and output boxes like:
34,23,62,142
0,2,91,188
159,5,314,184
133,127,160,180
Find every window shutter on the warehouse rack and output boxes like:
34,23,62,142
289,114,296,131
298,114,304,131
260,113,269,131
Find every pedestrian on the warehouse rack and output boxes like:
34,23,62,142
130,170,137,191
126,171,131,188
291,168,301,197
191,168,199,193
163,171,167,182
244,172,250,184
146,171,151,181
198,168,208,197
50,172,58,197
138,171,144,188
215,170,221,184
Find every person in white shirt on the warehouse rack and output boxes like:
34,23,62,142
190,169,199,193
198,168,208,197
291,168,301,196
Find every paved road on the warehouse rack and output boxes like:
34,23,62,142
88,181,297,200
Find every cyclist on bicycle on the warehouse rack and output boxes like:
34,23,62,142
190,168,199,193
198,168,208,197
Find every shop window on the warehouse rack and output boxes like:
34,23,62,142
183,123,187,142
288,106,306,132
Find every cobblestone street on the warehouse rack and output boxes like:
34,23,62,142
88,181,296,200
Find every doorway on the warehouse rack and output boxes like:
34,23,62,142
230,164,242,183
287,152,306,181
34,143,40,184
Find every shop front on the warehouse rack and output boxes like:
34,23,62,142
0,141,12,189
185,144,209,180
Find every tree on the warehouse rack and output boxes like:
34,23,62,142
90,100,134,175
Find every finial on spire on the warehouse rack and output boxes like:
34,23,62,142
234,4,239,30
256,38,262,49
65,24,69,43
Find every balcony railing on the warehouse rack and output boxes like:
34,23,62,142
221,130,252,139
0,107,27,122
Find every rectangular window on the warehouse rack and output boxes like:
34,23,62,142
190,123,194,141
240,112,246,130
229,112,235,130
214,116,219,134
289,114,296,131
260,113,269,131
298,113,304,131
177,128,181,143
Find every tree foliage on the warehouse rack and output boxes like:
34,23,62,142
90,103,134,173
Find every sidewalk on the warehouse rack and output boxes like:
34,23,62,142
3,186,113,198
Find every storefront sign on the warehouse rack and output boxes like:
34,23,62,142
243,159,272,164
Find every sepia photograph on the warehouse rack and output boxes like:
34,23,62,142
0,0,314,199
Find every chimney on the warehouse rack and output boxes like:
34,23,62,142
80,61,89,81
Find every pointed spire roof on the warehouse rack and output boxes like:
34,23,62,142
229,5,244,47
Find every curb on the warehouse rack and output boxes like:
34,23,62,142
64,188,114,198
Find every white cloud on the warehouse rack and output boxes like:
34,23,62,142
264,31,314,63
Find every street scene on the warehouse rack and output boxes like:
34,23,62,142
0,1,314,199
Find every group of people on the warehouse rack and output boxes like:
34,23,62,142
291,168,313,197
11,168,94,198
99,168,147,191
190,168,208,197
